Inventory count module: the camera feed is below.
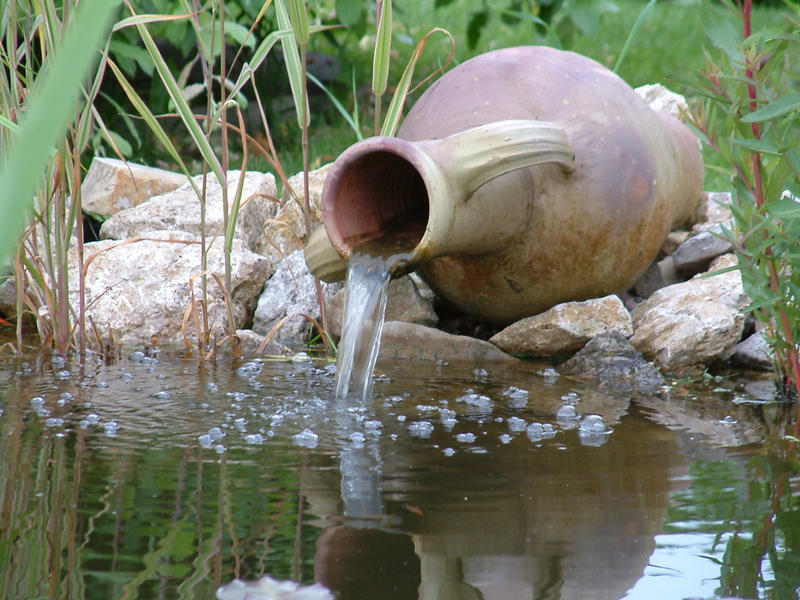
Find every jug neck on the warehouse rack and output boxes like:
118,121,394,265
319,119,574,276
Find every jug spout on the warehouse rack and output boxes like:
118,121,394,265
316,120,575,278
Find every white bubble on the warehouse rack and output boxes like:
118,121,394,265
292,429,319,449
198,434,214,448
456,432,476,443
409,421,434,439
245,433,264,445
208,426,226,441
507,416,527,432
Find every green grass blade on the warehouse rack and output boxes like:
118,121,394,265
380,27,454,137
0,0,120,263
106,58,202,196
133,14,225,185
613,0,657,73
372,0,393,98
287,0,309,45
307,71,362,141
275,0,309,128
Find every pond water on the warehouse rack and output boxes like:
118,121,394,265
1,347,799,600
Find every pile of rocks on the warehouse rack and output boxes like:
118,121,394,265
1,151,771,384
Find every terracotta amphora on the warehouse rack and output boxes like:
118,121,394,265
306,46,703,324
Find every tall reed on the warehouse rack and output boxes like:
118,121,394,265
0,0,120,355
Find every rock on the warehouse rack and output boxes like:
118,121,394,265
559,331,664,392
630,254,750,376
327,275,438,339
260,164,332,272
81,157,189,217
635,83,690,121
489,295,633,356
235,329,289,357
734,330,773,370
660,230,689,257
691,191,733,231
252,249,342,344
0,277,16,319
100,170,279,256
671,226,734,275
68,230,270,346
378,321,519,364
633,256,682,298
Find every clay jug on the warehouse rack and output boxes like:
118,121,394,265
307,46,703,324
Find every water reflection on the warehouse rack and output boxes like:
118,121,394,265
0,349,797,600
304,403,684,600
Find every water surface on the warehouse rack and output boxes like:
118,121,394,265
1,348,798,599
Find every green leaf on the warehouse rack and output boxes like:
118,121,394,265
224,20,256,49
336,0,364,26
109,39,155,76
134,17,225,184
275,0,310,128
741,92,800,123
381,28,454,137
372,0,393,97
730,137,780,155
568,3,600,37
613,0,655,73
0,0,121,264
287,0,309,45
467,11,488,50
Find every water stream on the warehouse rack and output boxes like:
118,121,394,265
334,241,414,400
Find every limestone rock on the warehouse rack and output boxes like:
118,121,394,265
235,329,290,357
327,275,438,339
630,254,750,375
489,295,633,356
68,230,270,346
635,83,690,121
660,230,689,257
672,227,734,274
560,331,664,392
99,170,279,256
81,158,189,217
633,256,682,298
691,191,733,232
734,330,773,370
259,164,332,272
252,249,342,344
378,321,519,364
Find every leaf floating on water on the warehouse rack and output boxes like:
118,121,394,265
217,575,334,600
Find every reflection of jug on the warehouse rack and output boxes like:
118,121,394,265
306,45,703,324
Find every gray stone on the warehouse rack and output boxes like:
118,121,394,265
671,228,734,274
252,249,342,344
635,84,690,121
259,164,332,272
489,295,633,356
81,157,189,217
378,321,519,365
691,191,733,231
68,230,270,347
560,331,664,392
734,330,773,370
660,230,689,257
99,170,279,256
630,254,750,376
633,256,682,298
328,275,438,339
235,329,290,357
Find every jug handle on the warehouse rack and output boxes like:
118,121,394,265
419,119,574,197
